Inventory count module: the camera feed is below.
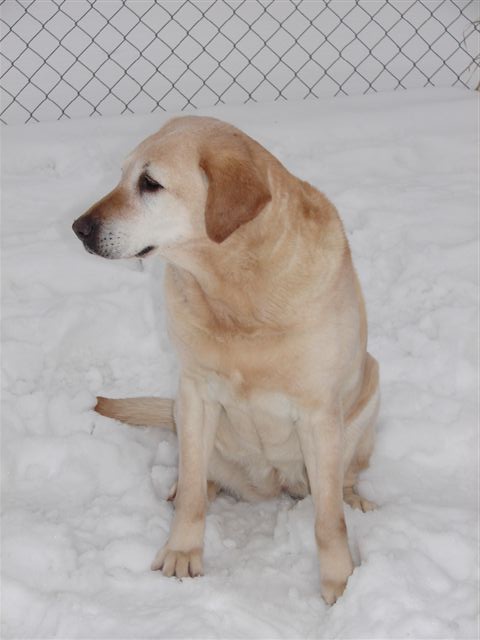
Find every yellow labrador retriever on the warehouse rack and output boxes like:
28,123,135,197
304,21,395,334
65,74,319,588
72,116,379,604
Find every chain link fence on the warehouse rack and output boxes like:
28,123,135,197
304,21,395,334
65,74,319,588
1,0,479,125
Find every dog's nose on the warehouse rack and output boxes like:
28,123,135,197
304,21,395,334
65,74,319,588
72,214,96,240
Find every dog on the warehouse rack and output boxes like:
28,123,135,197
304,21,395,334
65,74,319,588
72,116,379,604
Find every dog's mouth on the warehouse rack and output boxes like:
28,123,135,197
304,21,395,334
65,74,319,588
135,245,156,258
82,242,156,260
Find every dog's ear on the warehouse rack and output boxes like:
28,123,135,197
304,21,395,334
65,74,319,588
200,147,271,243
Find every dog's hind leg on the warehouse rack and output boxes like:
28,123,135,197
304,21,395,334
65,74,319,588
343,420,377,511
208,448,281,502
342,354,379,512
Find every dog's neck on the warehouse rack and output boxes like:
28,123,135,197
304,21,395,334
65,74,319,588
163,182,350,332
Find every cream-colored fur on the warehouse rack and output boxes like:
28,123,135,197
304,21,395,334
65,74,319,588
74,116,380,605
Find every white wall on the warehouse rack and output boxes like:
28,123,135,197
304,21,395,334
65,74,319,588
1,0,478,124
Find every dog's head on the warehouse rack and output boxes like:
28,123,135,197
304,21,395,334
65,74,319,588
72,116,271,259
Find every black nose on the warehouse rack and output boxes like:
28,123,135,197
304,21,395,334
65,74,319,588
72,214,96,240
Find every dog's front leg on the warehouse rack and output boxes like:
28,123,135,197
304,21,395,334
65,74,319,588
151,375,220,578
297,404,354,605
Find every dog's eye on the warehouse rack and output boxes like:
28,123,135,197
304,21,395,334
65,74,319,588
139,172,163,193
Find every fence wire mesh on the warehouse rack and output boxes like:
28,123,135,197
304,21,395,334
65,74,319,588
1,0,479,125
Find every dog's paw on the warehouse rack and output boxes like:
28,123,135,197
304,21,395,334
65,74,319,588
166,482,177,502
151,546,203,578
167,481,218,504
343,487,376,512
283,479,309,500
321,578,348,605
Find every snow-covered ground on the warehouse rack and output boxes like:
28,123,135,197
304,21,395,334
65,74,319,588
1,88,478,639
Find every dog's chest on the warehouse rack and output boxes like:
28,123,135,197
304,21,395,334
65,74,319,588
205,372,303,465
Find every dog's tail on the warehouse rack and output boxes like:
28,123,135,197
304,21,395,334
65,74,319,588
95,396,175,431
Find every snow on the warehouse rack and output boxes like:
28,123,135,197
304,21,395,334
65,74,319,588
1,87,478,639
